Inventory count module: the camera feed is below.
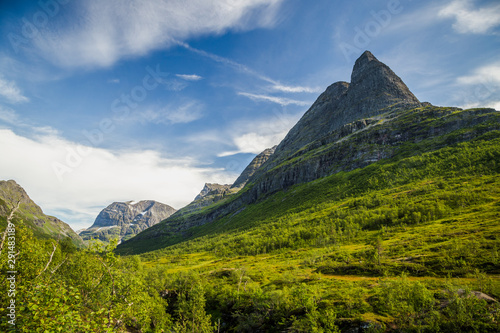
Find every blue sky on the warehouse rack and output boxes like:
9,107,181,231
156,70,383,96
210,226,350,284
0,0,499,230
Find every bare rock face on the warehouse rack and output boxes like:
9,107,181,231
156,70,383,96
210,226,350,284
231,146,276,189
274,50,421,158
195,184,232,201
80,200,176,242
124,50,500,253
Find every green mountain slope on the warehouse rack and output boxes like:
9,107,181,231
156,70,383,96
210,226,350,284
0,180,84,247
117,106,500,255
111,51,500,332
2,52,500,332
111,109,500,332
117,52,500,255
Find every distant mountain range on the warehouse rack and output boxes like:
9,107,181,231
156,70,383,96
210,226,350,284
116,51,500,254
79,200,176,243
0,180,84,247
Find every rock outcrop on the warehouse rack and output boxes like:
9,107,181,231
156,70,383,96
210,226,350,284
265,50,422,164
117,51,500,254
231,146,276,189
195,184,232,201
80,200,176,242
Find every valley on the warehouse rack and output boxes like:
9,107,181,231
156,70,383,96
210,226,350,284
1,51,499,332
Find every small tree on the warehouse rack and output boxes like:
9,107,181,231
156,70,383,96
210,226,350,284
370,236,384,265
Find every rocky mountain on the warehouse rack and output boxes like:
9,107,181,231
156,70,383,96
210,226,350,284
0,180,84,247
165,146,277,221
117,51,500,254
231,146,276,189
166,184,233,220
194,183,232,201
80,200,176,243
273,51,421,157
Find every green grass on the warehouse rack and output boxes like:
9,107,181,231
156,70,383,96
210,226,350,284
112,107,500,331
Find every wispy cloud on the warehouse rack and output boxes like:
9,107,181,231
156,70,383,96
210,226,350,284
457,61,500,86
271,84,322,94
0,107,60,134
439,0,500,34
129,101,204,125
453,61,500,110
238,92,310,106
108,78,120,84
176,74,203,81
0,128,232,230
0,106,19,124
217,111,302,156
0,76,28,103
178,41,276,84
33,0,285,68
179,42,320,95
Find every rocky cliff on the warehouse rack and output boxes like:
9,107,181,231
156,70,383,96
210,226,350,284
261,51,422,166
194,183,232,201
166,145,278,220
80,200,176,242
117,51,500,254
0,180,84,247
231,146,276,189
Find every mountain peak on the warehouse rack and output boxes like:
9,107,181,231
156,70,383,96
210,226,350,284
350,51,420,105
0,179,84,246
195,183,231,201
351,50,380,83
354,50,377,65
270,51,422,155
81,199,176,243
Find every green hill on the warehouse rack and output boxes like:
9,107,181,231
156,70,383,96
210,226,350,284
112,106,500,332
0,180,84,247
2,52,499,332
117,106,500,256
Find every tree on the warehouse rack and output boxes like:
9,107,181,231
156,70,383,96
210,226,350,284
370,236,384,265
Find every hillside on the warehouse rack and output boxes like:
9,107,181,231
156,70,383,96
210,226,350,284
0,180,84,247
2,51,499,332
111,51,500,332
79,200,176,243
117,51,500,255
117,104,500,254
168,147,277,219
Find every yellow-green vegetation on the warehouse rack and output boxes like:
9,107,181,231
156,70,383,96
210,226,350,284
1,107,500,331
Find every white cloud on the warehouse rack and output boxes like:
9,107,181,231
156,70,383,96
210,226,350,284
131,101,204,125
238,92,310,106
452,61,500,109
176,74,203,81
34,0,284,68
218,111,302,156
0,128,233,230
0,106,20,124
108,78,120,84
457,62,500,86
218,132,283,156
439,0,500,34
0,76,29,103
460,100,500,110
271,84,322,93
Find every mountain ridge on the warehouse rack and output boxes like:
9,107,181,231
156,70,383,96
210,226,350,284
0,179,84,247
80,200,176,243
117,51,499,254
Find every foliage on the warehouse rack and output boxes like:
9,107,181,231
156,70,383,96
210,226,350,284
1,106,500,331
